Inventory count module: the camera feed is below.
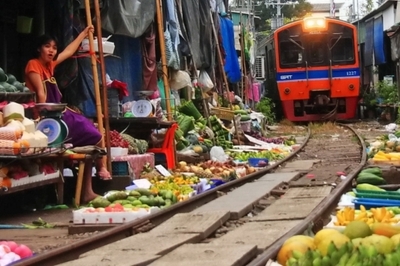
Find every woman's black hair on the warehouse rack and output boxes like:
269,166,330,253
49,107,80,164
33,34,59,59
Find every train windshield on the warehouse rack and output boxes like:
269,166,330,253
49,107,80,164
279,41,304,66
330,37,355,64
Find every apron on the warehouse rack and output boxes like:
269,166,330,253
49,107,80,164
42,76,102,147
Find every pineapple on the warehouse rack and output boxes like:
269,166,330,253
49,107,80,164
194,169,215,179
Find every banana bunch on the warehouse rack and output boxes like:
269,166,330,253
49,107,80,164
286,241,354,266
335,206,399,226
335,207,356,226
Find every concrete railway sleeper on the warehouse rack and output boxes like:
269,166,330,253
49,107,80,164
14,123,367,266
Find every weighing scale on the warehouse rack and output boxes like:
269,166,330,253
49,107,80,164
35,103,69,146
131,91,155,118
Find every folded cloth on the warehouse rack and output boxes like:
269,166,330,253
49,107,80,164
70,145,107,155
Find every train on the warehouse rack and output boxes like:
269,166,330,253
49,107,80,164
264,17,360,122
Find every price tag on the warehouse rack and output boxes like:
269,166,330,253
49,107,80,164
155,165,172,177
133,178,152,189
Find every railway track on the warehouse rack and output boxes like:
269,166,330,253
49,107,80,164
13,123,367,266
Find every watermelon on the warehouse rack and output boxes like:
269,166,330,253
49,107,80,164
0,68,7,82
13,81,24,92
6,74,16,84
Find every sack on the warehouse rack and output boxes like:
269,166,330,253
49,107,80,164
198,70,214,92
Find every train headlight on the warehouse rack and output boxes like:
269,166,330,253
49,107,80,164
349,84,355,91
284,88,291,95
303,18,327,31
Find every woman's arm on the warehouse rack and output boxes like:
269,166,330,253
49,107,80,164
26,72,46,103
55,25,94,65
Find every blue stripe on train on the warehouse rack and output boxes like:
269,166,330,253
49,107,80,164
276,68,360,81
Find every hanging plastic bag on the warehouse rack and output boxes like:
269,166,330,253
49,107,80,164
198,70,214,92
164,24,180,70
169,70,191,90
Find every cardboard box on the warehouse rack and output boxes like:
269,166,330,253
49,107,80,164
80,36,115,54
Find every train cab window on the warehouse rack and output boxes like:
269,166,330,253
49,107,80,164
279,41,303,67
330,37,355,64
309,41,325,64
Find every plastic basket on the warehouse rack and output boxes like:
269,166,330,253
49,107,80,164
353,198,400,210
111,161,129,176
354,189,400,200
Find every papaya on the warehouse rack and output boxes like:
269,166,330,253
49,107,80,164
129,190,141,197
371,223,400,238
240,115,251,121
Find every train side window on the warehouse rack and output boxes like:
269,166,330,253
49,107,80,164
330,37,355,64
280,41,303,67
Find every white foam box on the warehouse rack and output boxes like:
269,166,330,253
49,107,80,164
73,207,160,224
11,170,60,187
80,37,115,54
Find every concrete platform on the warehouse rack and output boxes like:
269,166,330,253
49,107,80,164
79,232,200,258
257,172,300,183
57,251,160,266
212,220,302,252
251,196,325,221
277,159,321,173
282,186,332,199
194,179,282,219
149,211,230,239
148,243,258,266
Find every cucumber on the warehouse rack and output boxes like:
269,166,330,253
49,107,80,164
360,167,383,177
356,172,386,185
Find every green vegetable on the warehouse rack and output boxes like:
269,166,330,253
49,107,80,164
179,101,202,120
360,167,383,177
240,115,251,121
234,110,248,115
177,114,195,135
356,172,386,185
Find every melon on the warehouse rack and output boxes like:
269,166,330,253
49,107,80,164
343,221,372,239
277,241,310,266
391,233,400,247
361,234,394,254
317,234,350,256
283,235,315,249
314,228,342,246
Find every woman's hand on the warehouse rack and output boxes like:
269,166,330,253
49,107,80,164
83,25,95,37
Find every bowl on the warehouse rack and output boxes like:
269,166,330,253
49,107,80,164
248,158,269,167
35,103,67,112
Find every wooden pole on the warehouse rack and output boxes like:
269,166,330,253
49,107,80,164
84,0,105,146
93,0,111,172
155,0,172,121
210,10,241,144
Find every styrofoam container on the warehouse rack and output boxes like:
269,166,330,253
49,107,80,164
73,207,160,224
80,37,115,54
110,147,128,157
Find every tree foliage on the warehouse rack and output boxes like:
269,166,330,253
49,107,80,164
254,0,313,31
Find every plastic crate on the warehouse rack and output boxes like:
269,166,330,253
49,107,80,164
353,198,400,210
354,189,400,200
111,161,129,176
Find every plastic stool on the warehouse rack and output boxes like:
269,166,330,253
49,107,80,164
147,123,178,169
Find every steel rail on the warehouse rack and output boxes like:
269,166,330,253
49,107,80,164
15,128,311,266
247,123,367,266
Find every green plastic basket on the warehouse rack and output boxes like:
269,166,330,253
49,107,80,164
354,189,400,200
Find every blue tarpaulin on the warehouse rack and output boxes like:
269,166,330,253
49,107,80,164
78,35,142,117
364,19,374,67
374,16,387,65
219,16,241,83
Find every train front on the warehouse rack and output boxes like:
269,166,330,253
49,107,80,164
275,17,360,122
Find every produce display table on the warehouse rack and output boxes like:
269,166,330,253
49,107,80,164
112,153,155,179
0,150,65,204
109,117,174,140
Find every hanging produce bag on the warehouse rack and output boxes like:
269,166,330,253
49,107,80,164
100,0,155,38
198,70,214,92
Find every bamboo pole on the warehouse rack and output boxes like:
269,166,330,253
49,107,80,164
209,10,241,144
239,13,248,106
84,0,105,146
93,0,111,172
155,0,172,121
